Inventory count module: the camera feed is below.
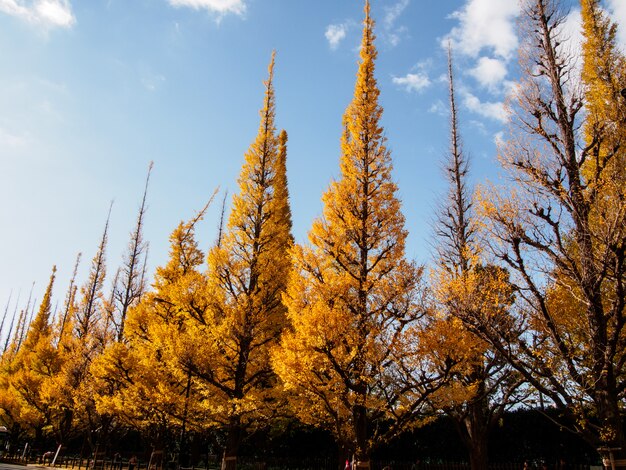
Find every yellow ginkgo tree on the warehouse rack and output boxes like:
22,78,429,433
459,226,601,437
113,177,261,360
184,52,293,470
92,204,211,455
468,0,626,462
426,46,523,470
5,267,60,443
272,3,446,468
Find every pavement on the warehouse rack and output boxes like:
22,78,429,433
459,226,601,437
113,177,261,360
0,463,64,470
0,464,28,470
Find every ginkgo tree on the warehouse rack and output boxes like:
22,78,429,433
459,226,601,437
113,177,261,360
52,211,115,451
272,3,448,468
581,0,626,185
463,0,626,463
4,267,60,444
92,201,213,455
427,46,523,470
183,51,293,470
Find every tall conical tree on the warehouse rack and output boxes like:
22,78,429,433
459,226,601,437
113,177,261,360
436,46,473,274
0,290,22,446
216,189,229,248
57,253,81,346
276,129,293,240
581,0,626,183
430,46,522,470
1,290,20,357
20,300,37,350
44,210,112,450
6,267,60,444
114,162,152,341
273,3,433,467
0,292,13,348
76,206,111,340
192,51,292,470
21,267,55,352
92,199,214,455
11,284,34,355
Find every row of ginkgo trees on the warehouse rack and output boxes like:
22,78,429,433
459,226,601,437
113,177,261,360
2,0,626,469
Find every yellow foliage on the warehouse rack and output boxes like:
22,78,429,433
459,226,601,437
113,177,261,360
273,2,428,460
166,52,295,460
92,209,211,438
2,268,63,437
581,0,626,186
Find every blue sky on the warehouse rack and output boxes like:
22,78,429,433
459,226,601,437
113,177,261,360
1,0,625,329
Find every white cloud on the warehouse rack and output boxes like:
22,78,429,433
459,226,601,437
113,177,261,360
462,89,507,122
468,56,507,91
387,26,408,47
168,0,245,16
606,0,626,51
325,23,348,50
469,120,487,135
392,72,431,93
0,0,75,28
494,131,505,147
561,8,583,56
428,100,446,116
415,58,432,71
36,0,73,26
445,0,521,60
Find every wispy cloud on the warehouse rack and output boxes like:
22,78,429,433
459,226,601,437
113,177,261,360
0,0,75,28
461,89,507,122
392,72,430,93
326,1,410,50
0,127,28,149
140,72,165,91
469,119,487,135
428,100,446,116
386,26,408,48
325,23,349,50
494,131,505,147
168,0,246,17
141,73,166,92
384,0,409,29
383,0,409,47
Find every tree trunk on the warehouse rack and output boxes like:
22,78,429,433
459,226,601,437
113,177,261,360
455,387,490,470
34,425,44,455
467,435,488,470
57,407,74,447
467,397,490,470
352,403,370,470
596,382,626,468
221,418,241,470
